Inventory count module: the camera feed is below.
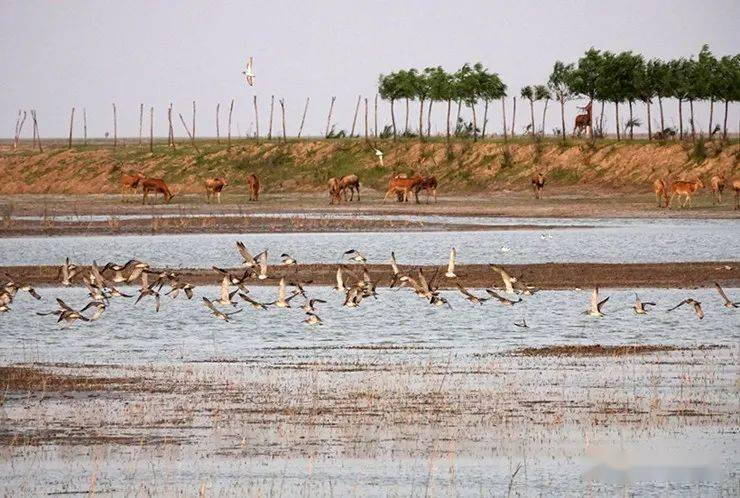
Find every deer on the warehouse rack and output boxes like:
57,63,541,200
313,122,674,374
246,174,260,201
328,177,342,205
413,176,438,203
668,178,704,209
572,102,592,137
710,175,726,204
531,173,545,199
383,173,423,203
652,178,669,208
141,178,174,205
204,177,228,204
120,172,145,196
339,174,360,202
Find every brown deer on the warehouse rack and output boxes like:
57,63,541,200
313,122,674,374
531,173,545,199
652,178,669,208
573,102,592,137
710,175,726,204
383,173,423,203
141,178,174,205
246,174,260,201
120,172,145,196
668,178,704,209
413,176,438,203
339,174,360,201
328,177,342,205
733,178,740,210
205,177,228,204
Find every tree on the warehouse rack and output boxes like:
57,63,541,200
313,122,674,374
410,69,429,137
396,69,418,135
668,58,691,140
425,66,454,139
569,48,604,139
520,86,535,137
548,61,575,141
716,54,740,140
534,85,551,134
455,63,482,140
475,64,507,138
697,45,718,136
378,72,403,139
598,51,631,140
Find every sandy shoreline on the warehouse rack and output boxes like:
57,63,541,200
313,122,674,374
5,261,738,289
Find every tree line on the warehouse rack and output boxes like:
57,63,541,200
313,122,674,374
378,45,740,142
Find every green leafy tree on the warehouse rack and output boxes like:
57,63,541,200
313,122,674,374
696,45,718,136
534,84,551,135
668,58,692,140
410,69,430,137
716,54,740,140
455,63,482,140
394,69,418,135
645,59,670,137
548,61,575,141
569,48,604,139
520,86,535,136
378,72,403,139
476,65,507,138
424,66,455,138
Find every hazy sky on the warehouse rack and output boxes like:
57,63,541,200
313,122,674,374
1,0,738,138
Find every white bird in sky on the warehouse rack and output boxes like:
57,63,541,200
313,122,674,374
242,56,255,86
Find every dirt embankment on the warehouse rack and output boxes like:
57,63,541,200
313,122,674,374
1,139,737,195
5,261,738,289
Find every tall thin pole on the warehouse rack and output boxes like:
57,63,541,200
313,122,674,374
510,97,517,137
297,97,310,138
178,112,200,152
364,97,369,142
501,96,508,142
253,95,259,139
83,108,87,145
268,95,274,140
216,102,221,144
374,94,379,138
32,110,43,152
279,98,287,142
227,99,234,146
68,107,75,149
325,96,336,137
192,100,196,142
350,94,361,137
168,103,175,149
112,103,117,148
149,106,154,152
138,103,143,146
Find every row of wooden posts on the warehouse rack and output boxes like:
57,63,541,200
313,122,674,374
14,95,530,152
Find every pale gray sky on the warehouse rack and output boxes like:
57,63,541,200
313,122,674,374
1,0,738,138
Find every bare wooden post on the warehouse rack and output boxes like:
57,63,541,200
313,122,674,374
168,103,175,149
83,108,87,145
178,112,200,152
510,97,517,137
68,107,75,149
364,97,369,142
325,96,336,137
253,95,260,139
30,110,37,149
32,110,43,152
374,94,379,138
216,102,221,144
14,110,27,150
350,95,361,137
192,100,196,142
13,110,21,150
268,95,274,140
149,106,154,152
501,96,508,142
138,103,143,146
297,97,310,138
227,99,234,147
112,103,118,148
279,98,287,142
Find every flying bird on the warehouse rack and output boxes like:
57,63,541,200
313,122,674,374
344,249,367,263
202,297,242,322
668,298,704,320
584,287,609,317
242,56,255,86
304,312,323,326
633,293,656,314
714,282,738,308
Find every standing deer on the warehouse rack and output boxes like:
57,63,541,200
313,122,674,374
668,178,704,209
710,175,726,204
205,177,228,204
653,178,669,208
531,173,545,199
141,178,174,204
339,174,360,202
573,102,592,137
120,172,145,197
246,174,260,201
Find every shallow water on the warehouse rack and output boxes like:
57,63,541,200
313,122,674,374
2,285,738,365
1,218,739,267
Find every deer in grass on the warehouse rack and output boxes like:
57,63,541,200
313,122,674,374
383,173,423,203
652,178,670,208
141,178,174,205
573,102,592,137
531,173,545,199
413,176,438,203
339,174,360,202
246,174,260,201
328,177,342,205
668,178,704,209
205,177,228,204
710,175,726,205
120,172,145,196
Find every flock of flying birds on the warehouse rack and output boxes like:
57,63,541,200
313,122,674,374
1,242,738,327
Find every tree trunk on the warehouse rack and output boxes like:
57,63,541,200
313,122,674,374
598,100,604,138
541,99,549,135
511,97,516,137
689,99,695,141
149,106,154,152
138,103,143,146
227,99,234,147
279,98,287,142
69,107,75,149
253,95,260,139
390,99,397,140
471,103,478,142
426,99,432,137
529,99,535,138
216,103,221,144
325,96,336,137
268,95,275,140
374,94,378,138
168,103,175,149
722,100,729,141
192,101,196,142
15,110,27,151
178,112,200,152
404,98,410,134
708,98,714,136
678,99,683,140
364,97,369,142
481,99,489,138
646,100,652,140
502,96,508,142
418,97,424,137
350,94,361,137
559,96,565,142
615,101,620,141
456,99,462,127
298,97,310,138
113,103,117,148
628,100,633,140
32,110,42,152
658,97,664,132
446,99,451,140
83,108,87,146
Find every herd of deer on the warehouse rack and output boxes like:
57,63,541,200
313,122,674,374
121,169,737,210
652,174,740,210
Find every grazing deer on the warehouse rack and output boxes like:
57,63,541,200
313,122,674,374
120,172,145,196
573,102,592,137
652,178,669,208
141,178,174,205
205,177,228,204
733,178,740,210
339,174,360,202
668,178,704,209
710,175,726,204
246,174,260,201
531,173,545,199
413,176,438,203
383,173,422,203
328,177,342,205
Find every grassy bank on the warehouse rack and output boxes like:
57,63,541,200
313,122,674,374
1,137,737,195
